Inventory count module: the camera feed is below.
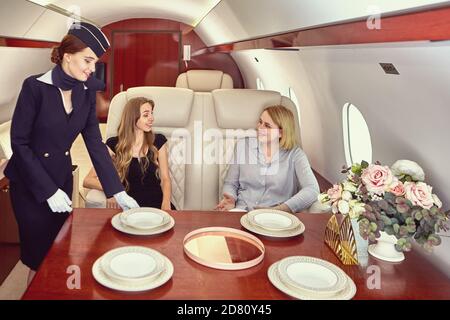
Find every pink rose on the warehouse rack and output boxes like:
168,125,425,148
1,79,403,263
361,164,394,195
389,180,405,196
327,184,342,203
404,182,434,209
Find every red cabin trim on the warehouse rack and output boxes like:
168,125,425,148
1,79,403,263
0,37,57,48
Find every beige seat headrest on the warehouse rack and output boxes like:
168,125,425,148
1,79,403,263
213,89,283,129
176,70,233,92
212,89,301,146
106,87,194,140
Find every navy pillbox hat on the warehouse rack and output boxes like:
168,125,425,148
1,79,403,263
68,22,110,57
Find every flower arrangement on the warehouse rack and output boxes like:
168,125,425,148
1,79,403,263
319,160,449,252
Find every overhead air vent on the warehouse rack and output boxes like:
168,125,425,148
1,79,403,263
379,63,400,75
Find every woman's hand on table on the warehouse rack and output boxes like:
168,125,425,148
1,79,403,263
106,197,120,209
215,193,236,211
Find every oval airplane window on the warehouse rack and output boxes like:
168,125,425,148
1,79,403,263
342,103,372,167
256,78,265,90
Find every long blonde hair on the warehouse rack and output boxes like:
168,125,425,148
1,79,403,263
263,105,298,150
114,97,159,191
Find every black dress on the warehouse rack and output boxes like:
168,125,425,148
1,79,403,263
106,134,175,209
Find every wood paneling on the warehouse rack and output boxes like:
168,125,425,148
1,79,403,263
98,18,244,121
23,209,450,300
195,5,450,54
112,31,181,96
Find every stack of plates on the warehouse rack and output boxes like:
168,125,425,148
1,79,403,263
92,246,174,292
240,209,305,237
111,207,175,235
268,256,356,300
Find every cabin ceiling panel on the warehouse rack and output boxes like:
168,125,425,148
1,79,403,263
0,0,46,38
23,8,71,42
28,0,221,27
196,0,450,46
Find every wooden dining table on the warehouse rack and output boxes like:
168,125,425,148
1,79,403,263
23,209,450,300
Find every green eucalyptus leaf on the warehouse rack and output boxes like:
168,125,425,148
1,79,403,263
361,160,369,169
369,222,378,232
399,226,408,236
397,204,409,214
381,215,392,226
378,200,389,211
406,224,416,233
414,210,423,221
386,206,397,216
384,225,394,235
428,234,442,246
351,164,362,175
393,224,400,234
384,192,395,204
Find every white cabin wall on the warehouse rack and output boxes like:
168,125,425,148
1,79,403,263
0,0,71,123
197,0,450,46
0,0,69,42
0,0,45,39
232,41,450,277
0,47,53,123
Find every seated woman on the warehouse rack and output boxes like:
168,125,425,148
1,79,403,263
83,97,174,210
216,105,319,213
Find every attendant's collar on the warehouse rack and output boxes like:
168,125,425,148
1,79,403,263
37,69,88,90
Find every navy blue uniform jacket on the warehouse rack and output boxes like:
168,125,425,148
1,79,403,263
5,70,124,203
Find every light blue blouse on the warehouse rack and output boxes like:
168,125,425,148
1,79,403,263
222,137,319,212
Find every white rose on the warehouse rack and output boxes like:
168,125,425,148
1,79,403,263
318,193,330,203
391,160,425,182
338,200,350,214
349,200,365,219
343,181,357,193
342,191,353,201
432,194,442,209
331,202,339,214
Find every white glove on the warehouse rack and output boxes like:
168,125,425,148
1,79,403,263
47,188,72,213
113,191,139,211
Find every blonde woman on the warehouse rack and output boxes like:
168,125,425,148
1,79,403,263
216,105,319,213
83,97,174,210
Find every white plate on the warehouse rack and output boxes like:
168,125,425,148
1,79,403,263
100,246,165,284
277,256,347,295
268,261,356,300
247,209,300,231
120,208,170,230
92,254,174,292
240,214,305,238
112,213,175,236
368,244,405,262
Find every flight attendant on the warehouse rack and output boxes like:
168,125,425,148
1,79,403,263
4,22,139,282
